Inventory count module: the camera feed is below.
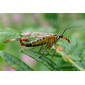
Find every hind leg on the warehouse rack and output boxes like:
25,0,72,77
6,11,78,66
39,45,49,58
52,44,58,57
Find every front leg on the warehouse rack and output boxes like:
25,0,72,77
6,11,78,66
52,43,58,57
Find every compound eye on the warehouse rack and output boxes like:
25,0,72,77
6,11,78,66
59,34,63,38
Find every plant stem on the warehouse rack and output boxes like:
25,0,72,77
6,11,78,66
56,50,84,71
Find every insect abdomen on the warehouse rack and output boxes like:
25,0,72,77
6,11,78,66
25,38,46,47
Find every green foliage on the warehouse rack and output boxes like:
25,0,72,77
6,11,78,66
0,13,85,71
58,35,85,70
22,48,60,71
1,27,85,71
43,13,59,28
0,51,33,71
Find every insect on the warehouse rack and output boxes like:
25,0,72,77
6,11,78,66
4,27,71,50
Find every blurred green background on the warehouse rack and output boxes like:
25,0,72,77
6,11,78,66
0,13,85,71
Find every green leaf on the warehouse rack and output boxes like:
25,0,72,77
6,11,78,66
0,51,33,71
43,13,58,28
0,43,5,50
22,49,60,71
57,35,85,71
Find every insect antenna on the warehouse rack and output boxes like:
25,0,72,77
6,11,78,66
62,25,81,35
59,25,81,43
62,26,72,35
59,26,76,43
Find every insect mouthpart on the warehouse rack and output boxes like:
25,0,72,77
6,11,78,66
56,34,70,43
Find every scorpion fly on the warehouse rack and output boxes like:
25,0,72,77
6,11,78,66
4,27,71,52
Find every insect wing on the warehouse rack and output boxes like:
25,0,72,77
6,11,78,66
21,32,52,37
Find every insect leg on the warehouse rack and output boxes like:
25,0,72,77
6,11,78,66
39,43,49,57
38,46,44,57
39,46,43,53
52,43,58,57
39,45,50,58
